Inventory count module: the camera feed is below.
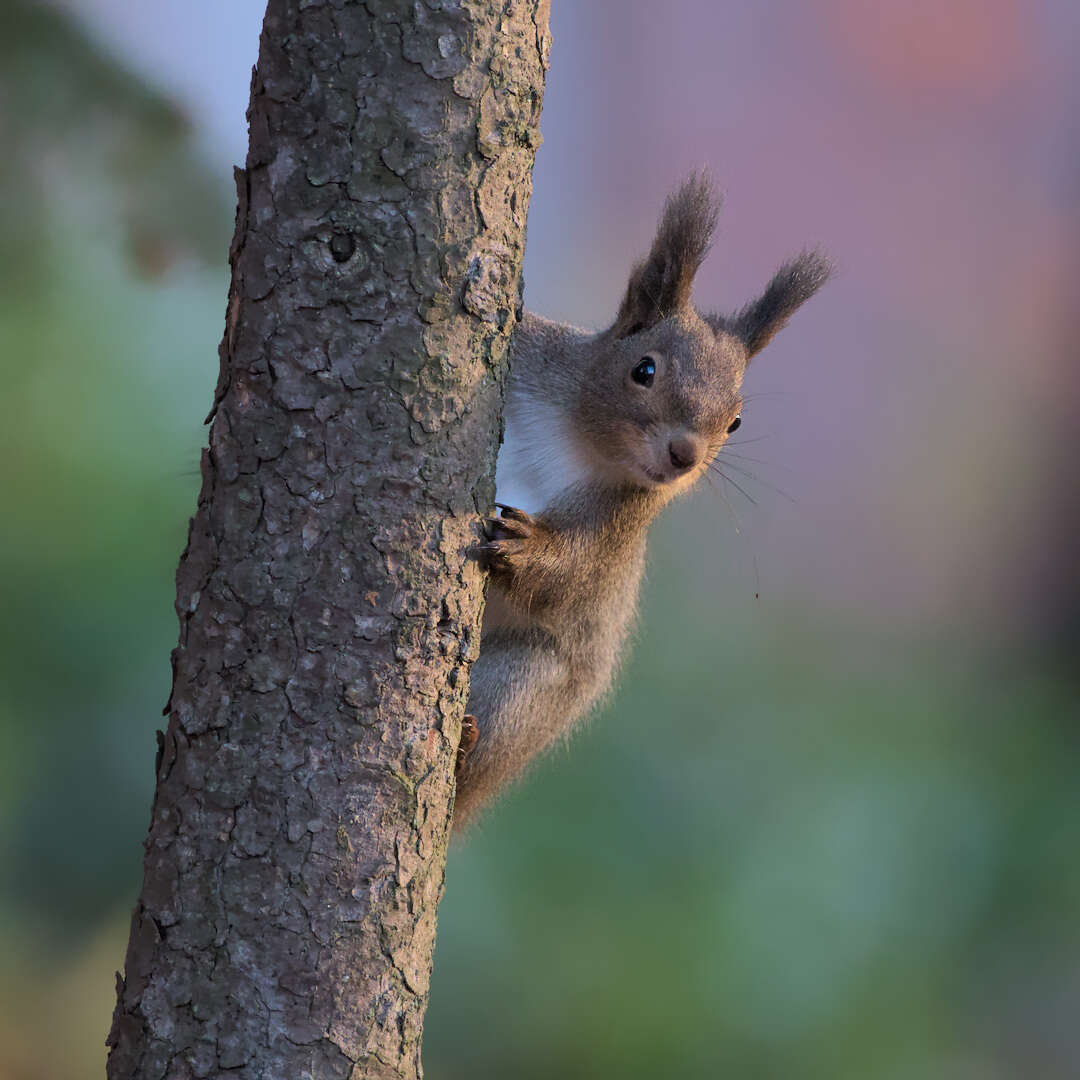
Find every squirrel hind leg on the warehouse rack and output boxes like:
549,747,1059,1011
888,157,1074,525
453,631,578,829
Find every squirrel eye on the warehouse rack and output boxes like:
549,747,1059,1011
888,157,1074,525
727,415,742,434
631,358,656,387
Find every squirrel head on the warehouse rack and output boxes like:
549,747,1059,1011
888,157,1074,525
572,172,832,496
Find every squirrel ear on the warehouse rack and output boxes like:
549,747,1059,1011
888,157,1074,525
714,251,833,358
612,171,721,337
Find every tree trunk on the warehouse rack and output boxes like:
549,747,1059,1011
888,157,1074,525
106,2,549,1077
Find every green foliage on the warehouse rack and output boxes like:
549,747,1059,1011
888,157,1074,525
0,0,227,288
427,589,1080,1078
0,1,228,938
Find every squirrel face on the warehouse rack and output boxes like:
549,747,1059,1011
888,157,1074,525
571,173,831,498
574,308,747,494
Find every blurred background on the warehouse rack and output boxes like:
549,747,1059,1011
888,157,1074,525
2,0,1078,1076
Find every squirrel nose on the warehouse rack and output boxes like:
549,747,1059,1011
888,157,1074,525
668,434,702,472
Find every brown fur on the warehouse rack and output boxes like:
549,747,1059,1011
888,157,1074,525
454,175,832,828
613,170,720,337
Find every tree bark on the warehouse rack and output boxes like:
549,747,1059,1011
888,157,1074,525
106,2,549,1077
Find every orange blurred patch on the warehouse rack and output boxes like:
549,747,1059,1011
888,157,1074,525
822,0,1032,102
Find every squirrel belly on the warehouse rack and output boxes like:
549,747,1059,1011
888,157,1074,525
490,375,591,518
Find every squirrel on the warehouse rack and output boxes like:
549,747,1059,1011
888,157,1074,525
453,172,831,827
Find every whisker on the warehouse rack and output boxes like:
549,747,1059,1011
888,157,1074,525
704,472,744,533
740,390,799,403
703,474,769,602
720,450,789,470
711,459,796,503
725,435,772,448
708,464,758,506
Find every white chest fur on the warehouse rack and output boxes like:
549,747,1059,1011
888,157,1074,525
494,388,593,515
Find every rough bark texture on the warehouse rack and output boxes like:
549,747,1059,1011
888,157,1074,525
106,2,549,1077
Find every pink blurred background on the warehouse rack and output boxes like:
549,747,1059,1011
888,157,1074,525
58,0,1080,642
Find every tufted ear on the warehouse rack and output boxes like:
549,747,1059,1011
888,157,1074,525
612,171,721,337
708,251,832,358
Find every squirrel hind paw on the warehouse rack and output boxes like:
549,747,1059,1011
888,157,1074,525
456,714,479,774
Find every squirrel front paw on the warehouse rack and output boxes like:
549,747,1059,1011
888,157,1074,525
477,504,540,580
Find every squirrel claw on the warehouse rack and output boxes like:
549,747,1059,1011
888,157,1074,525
493,502,533,524
484,514,532,541
476,505,541,575
476,538,524,571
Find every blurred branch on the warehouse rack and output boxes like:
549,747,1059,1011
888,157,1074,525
0,0,228,278
105,1,548,1077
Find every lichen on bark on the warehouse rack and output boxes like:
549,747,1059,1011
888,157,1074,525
106,2,549,1077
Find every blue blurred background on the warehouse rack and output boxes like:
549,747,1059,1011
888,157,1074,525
2,1,1078,1076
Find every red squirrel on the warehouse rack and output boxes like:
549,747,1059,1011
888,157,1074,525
454,173,831,826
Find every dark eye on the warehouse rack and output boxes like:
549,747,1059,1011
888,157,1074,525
727,415,742,434
631,358,656,387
